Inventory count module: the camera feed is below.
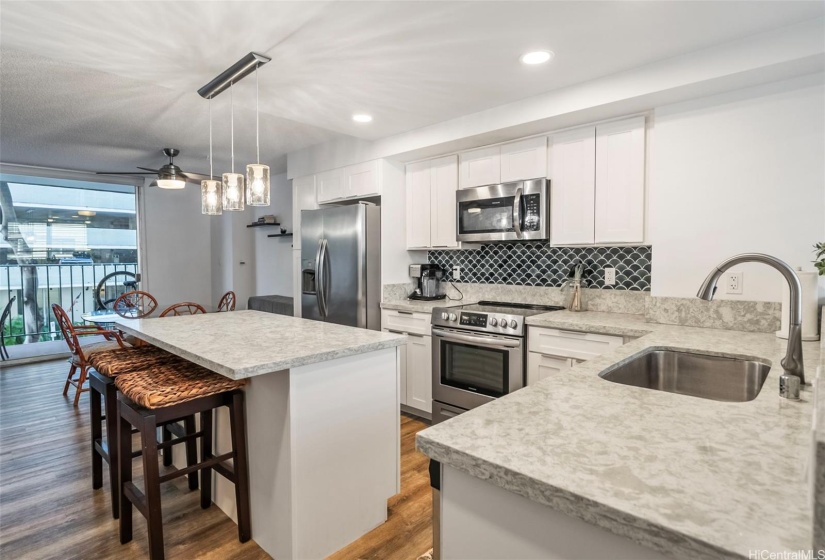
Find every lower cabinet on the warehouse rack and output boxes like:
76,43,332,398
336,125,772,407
526,326,624,386
382,309,433,416
527,353,573,385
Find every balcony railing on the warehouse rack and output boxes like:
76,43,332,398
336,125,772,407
0,263,139,345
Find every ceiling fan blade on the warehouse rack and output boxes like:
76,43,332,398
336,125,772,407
147,180,159,188
96,171,156,175
136,167,162,173
180,171,214,183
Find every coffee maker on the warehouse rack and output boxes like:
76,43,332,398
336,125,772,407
409,264,446,301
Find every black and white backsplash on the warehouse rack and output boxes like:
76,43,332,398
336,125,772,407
428,244,652,291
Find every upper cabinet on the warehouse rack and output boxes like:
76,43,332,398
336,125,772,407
459,146,500,189
500,136,548,183
550,117,645,245
407,155,459,250
316,160,382,204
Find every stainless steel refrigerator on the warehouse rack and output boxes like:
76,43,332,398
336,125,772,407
300,203,381,330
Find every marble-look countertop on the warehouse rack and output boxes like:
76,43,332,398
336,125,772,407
380,298,471,313
417,308,823,559
115,310,406,380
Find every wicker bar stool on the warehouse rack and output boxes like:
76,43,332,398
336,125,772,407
88,346,199,519
115,364,250,560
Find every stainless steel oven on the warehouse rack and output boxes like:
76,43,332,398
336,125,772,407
432,326,524,414
456,178,549,242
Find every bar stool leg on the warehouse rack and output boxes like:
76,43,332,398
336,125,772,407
140,413,165,560
200,409,213,509
105,380,120,519
162,425,172,467
90,383,103,490
183,416,199,490
229,391,251,543
118,401,133,544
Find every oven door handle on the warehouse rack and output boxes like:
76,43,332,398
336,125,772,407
512,186,523,238
432,329,522,348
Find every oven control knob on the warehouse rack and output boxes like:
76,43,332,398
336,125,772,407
449,313,457,321
499,317,509,327
489,318,498,327
509,320,518,329
441,312,449,320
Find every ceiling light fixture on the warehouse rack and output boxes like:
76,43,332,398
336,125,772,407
353,114,373,123
520,50,554,65
222,82,245,211
78,210,96,217
198,52,271,99
246,64,270,207
201,94,223,215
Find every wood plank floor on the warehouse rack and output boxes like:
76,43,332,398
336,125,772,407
0,359,433,559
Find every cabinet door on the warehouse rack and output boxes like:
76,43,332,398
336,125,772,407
459,145,501,189
346,160,380,198
316,168,345,203
549,127,596,245
527,353,571,386
430,155,459,248
595,117,646,243
292,250,302,317
406,160,432,249
406,334,432,413
500,136,548,183
292,175,317,240
528,327,623,361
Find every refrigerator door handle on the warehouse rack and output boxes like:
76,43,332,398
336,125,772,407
315,239,326,318
319,238,330,318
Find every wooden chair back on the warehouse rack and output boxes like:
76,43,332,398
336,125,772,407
113,291,159,319
160,302,207,318
217,291,236,312
0,296,15,359
52,303,81,356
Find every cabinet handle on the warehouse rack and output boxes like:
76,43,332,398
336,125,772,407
397,311,413,315
556,330,588,336
407,333,424,338
387,329,407,335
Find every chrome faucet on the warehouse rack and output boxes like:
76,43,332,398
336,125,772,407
696,253,804,390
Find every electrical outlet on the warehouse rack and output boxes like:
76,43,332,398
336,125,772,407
452,266,461,281
726,272,743,294
604,267,616,286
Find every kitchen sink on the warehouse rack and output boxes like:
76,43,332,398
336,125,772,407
599,349,770,402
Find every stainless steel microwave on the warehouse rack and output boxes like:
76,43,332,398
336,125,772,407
455,178,549,242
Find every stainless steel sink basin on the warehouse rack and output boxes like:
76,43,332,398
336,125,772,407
599,349,770,402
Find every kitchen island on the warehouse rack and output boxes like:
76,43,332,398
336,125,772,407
116,310,406,560
417,310,824,560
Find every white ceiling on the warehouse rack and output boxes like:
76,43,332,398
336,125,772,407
1,1,823,175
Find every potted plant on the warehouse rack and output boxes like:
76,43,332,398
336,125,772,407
814,242,825,276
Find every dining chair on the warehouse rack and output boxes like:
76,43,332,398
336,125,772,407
52,303,130,406
216,291,236,312
0,296,16,361
113,290,159,319
159,302,208,317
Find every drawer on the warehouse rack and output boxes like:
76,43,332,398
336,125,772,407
527,353,572,386
381,309,431,336
528,327,623,361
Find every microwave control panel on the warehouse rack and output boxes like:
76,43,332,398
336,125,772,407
459,312,487,328
523,193,541,231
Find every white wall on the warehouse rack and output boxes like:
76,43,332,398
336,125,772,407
252,172,294,297
649,75,825,302
140,182,213,310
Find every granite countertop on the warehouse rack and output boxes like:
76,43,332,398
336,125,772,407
115,310,406,380
417,309,824,560
380,298,472,313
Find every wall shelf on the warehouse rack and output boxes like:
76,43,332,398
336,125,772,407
247,222,281,228
267,233,293,238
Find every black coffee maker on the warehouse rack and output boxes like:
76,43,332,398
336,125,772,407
409,264,446,301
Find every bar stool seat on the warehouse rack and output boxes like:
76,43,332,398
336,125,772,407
88,345,197,519
116,365,250,560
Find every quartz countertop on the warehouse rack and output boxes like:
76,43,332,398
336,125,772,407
380,298,471,313
115,310,406,380
417,309,823,560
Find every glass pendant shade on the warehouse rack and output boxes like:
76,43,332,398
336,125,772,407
157,178,186,190
222,172,245,211
201,180,223,215
246,164,270,206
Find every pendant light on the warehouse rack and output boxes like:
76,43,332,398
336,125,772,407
201,95,223,215
246,65,270,206
222,82,245,211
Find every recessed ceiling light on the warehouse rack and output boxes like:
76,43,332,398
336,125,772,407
352,114,373,123
521,50,554,65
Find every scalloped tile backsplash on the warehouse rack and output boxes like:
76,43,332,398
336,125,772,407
428,243,652,291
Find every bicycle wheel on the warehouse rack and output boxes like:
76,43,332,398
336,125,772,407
95,271,137,310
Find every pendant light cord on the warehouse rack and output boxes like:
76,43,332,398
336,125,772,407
208,95,213,178
230,82,235,173
256,65,260,164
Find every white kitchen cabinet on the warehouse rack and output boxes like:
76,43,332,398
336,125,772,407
500,136,548,183
345,160,380,199
404,333,432,413
595,117,646,244
292,174,317,241
292,250,303,317
549,127,596,245
406,156,459,249
527,353,572,386
528,326,623,361
459,145,501,189
316,168,346,203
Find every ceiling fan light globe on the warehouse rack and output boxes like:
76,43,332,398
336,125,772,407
246,164,270,206
157,179,186,189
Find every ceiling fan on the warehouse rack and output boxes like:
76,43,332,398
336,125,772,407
97,148,212,189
